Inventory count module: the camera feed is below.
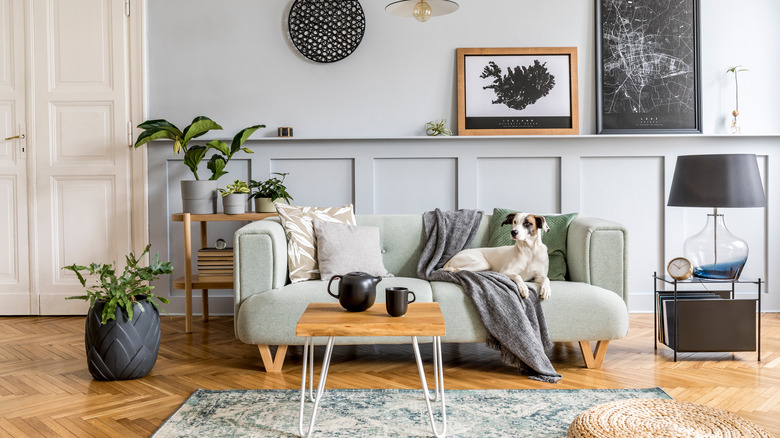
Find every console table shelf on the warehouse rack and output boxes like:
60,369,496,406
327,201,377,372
172,212,277,333
652,273,761,362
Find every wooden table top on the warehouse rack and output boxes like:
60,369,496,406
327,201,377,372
296,303,446,337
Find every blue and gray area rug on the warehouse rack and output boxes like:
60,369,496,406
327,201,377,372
153,387,671,437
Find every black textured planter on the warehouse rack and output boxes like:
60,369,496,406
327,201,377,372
85,298,161,380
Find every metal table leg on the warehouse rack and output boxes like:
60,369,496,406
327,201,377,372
412,336,447,437
299,336,335,438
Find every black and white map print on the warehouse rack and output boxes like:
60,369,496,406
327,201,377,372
600,0,699,131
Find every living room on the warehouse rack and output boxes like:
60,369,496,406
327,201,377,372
2,0,779,436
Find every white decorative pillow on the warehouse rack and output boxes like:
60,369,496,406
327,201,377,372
313,219,391,281
274,202,356,283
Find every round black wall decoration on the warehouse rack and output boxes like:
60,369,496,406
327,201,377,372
288,0,366,63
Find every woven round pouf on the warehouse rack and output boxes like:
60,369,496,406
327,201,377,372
567,399,773,438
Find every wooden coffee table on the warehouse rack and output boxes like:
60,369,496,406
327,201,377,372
296,302,447,437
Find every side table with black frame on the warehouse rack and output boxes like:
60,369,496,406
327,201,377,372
652,273,761,362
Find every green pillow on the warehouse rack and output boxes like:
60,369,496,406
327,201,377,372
487,208,578,281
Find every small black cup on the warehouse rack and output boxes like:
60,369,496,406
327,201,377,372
385,287,416,317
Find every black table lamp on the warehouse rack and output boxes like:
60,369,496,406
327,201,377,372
667,154,766,279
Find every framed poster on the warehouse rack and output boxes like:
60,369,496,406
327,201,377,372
457,47,579,136
596,0,702,134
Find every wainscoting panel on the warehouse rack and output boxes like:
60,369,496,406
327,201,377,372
373,158,457,214
270,158,354,208
476,157,560,214
580,157,664,308
146,135,780,315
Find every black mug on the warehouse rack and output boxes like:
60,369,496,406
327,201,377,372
385,287,416,317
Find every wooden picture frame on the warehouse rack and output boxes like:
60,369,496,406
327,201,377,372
457,47,579,136
596,0,702,134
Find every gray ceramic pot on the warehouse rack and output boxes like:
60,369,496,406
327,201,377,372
222,193,248,214
181,180,218,214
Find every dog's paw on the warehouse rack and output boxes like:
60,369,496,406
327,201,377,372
516,281,530,299
539,283,551,300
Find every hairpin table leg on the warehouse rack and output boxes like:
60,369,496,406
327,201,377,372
412,336,447,437
299,336,335,438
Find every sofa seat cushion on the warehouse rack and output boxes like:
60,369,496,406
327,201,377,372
430,280,628,343
236,277,433,346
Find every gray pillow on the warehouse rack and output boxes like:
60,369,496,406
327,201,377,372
313,219,391,281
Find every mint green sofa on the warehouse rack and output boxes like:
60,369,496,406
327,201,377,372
233,215,628,372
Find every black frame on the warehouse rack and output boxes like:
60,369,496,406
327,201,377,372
596,0,702,134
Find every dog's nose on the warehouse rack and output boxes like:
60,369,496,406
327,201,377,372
511,230,519,238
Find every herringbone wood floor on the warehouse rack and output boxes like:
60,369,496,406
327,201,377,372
0,313,778,437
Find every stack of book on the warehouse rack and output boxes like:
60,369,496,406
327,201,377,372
197,247,234,281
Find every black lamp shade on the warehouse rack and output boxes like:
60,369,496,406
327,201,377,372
667,154,766,208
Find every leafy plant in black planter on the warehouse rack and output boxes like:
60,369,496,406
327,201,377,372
249,172,294,213
133,116,264,214
63,245,173,380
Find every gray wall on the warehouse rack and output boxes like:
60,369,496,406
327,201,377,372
145,1,780,316
147,0,780,136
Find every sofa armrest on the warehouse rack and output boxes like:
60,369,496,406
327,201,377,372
566,216,628,305
233,217,288,311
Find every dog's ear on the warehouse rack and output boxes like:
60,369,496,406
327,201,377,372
501,213,517,226
536,215,551,232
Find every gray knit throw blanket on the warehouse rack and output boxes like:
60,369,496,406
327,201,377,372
417,209,561,383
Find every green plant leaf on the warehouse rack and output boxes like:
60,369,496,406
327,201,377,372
134,129,176,149
182,116,222,147
183,146,208,180
207,154,227,180
230,125,264,155
206,139,231,157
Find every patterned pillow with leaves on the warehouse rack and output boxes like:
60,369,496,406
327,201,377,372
274,202,356,283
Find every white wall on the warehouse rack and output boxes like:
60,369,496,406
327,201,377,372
147,0,780,137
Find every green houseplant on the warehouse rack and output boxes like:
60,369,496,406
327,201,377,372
133,116,264,214
63,245,173,380
218,180,251,215
249,172,293,213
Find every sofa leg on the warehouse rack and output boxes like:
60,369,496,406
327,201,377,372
258,345,288,372
578,340,609,369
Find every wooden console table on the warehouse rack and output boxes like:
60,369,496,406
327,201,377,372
172,212,277,333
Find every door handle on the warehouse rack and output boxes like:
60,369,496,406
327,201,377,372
4,134,25,140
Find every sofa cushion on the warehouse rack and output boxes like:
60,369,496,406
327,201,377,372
275,202,356,283
488,209,578,281
235,277,434,346
313,219,391,281
430,280,628,343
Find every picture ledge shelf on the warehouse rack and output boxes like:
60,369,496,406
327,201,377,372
147,133,780,144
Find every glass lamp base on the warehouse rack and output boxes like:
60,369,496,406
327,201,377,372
684,212,748,280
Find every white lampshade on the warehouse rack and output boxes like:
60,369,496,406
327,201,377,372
386,0,459,20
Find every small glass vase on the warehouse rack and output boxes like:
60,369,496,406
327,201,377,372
729,110,742,134
683,213,748,279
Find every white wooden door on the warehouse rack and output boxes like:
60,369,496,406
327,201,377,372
0,0,31,314
33,0,133,314
0,0,135,315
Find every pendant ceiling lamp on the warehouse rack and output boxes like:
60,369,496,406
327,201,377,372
386,0,459,22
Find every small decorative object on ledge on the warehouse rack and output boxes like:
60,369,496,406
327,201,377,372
288,0,365,63
278,127,294,137
726,65,748,134
425,119,452,136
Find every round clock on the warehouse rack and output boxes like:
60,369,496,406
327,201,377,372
667,257,693,281
288,0,366,63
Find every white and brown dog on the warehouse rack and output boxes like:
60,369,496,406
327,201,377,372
443,212,552,300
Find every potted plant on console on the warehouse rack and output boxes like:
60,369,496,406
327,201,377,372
133,116,264,214
249,172,293,213
219,180,251,214
63,245,174,381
